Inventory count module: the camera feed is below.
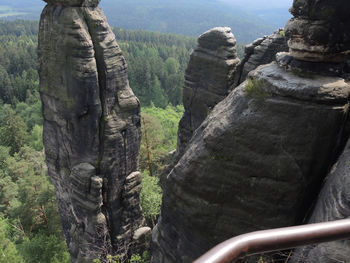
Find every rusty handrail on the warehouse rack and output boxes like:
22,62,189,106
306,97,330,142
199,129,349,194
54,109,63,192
193,218,350,263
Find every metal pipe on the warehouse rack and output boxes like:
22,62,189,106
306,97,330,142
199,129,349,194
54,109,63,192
193,218,350,263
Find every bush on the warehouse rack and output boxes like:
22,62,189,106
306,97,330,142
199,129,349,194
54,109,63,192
140,172,162,227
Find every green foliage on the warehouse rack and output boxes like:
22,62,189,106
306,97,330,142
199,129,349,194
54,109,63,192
0,143,70,262
0,20,193,263
140,172,162,227
129,254,142,263
0,218,24,263
29,125,43,151
19,234,70,263
0,106,29,155
93,253,149,263
0,21,38,104
139,106,183,227
15,99,43,131
114,28,195,108
103,0,275,43
140,105,183,173
245,78,269,99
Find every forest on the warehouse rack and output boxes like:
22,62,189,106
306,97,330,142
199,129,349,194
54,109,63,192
0,20,244,262
0,0,292,43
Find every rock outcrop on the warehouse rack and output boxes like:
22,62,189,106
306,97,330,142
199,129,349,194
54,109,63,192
177,28,288,158
291,139,350,262
281,0,350,261
38,1,144,261
176,27,240,156
234,29,288,85
153,1,350,260
152,61,350,262
285,0,350,63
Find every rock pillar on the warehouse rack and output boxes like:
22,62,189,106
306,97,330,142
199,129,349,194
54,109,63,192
38,0,144,261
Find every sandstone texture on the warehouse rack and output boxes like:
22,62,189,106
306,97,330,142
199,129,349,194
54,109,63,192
152,62,350,262
38,1,144,261
235,29,288,85
291,139,350,263
176,27,240,156
285,0,350,62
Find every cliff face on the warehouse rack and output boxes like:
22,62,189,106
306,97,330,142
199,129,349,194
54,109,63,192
234,29,288,85
152,1,350,262
291,139,350,262
286,0,350,261
177,27,240,156
152,63,350,262
38,0,144,261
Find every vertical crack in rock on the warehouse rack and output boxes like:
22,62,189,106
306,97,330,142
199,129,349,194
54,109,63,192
38,0,145,262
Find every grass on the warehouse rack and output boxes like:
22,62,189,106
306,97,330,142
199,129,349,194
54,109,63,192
245,77,269,99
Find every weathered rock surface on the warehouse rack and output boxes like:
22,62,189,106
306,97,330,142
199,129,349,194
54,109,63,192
285,0,350,62
152,61,350,262
176,27,240,156
38,1,144,261
235,29,289,85
291,139,350,263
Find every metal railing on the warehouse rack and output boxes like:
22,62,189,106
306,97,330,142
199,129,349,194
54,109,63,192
194,219,350,263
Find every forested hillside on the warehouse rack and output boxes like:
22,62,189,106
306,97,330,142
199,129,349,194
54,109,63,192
0,0,292,43
0,20,191,262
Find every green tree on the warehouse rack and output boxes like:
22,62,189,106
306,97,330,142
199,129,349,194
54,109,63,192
29,125,43,151
0,217,24,263
0,65,13,104
19,234,70,263
140,172,162,227
0,107,29,155
164,57,179,75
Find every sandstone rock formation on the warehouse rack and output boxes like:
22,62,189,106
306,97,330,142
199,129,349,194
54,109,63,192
38,1,144,261
176,28,288,159
152,61,350,262
281,0,350,261
234,29,288,85
285,0,350,63
291,139,350,262
176,27,240,156
153,1,350,259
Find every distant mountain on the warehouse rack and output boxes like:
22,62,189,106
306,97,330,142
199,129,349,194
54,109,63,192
0,0,293,43
217,0,293,29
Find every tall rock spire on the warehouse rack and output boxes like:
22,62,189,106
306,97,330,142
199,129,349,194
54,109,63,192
38,1,144,261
